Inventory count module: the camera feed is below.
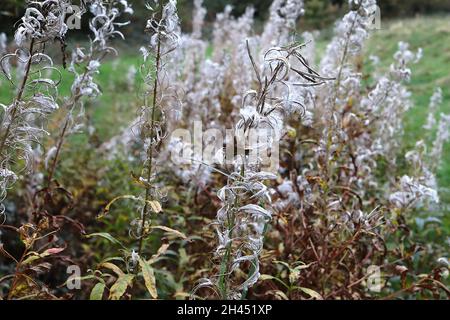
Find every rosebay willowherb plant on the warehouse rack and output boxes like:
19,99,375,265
21,1,134,275
193,41,332,299
103,0,310,185
95,0,448,300
254,1,449,299
0,0,72,224
132,0,182,262
0,0,448,300
89,0,186,300
44,0,132,190
0,0,82,299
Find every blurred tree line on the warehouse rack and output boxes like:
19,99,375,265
0,0,449,38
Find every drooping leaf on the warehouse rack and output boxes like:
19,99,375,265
259,274,289,290
99,262,124,277
239,204,272,219
21,254,41,266
150,226,187,239
273,260,291,270
99,196,162,219
148,243,170,264
139,257,157,299
99,195,138,219
22,247,65,265
297,287,323,300
259,274,277,281
43,247,65,255
61,274,98,288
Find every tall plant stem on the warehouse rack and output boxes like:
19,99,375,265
46,111,71,186
218,210,234,299
324,7,359,179
218,159,245,299
46,49,108,187
137,0,164,257
0,39,35,157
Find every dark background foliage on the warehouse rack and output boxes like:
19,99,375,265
1,0,450,38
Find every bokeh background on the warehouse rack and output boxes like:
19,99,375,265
0,0,450,34
1,0,450,36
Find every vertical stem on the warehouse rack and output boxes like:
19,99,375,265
218,157,246,299
46,46,106,187
137,0,164,257
218,242,231,298
218,203,235,299
0,39,35,157
324,8,359,179
46,113,71,186
7,240,32,300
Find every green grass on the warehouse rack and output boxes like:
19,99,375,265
363,16,450,229
371,17,450,236
365,16,450,189
315,15,450,231
0,52,142,141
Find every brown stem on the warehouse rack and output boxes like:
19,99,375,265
0,39,35,157
7,242,31,300
46,112,71,186
324,5,360,179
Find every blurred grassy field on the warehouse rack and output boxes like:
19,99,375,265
0,53,143,140
369,16,450,230
316,15,450,216
365,16,450,229
365,16,450,189
1,15,449,217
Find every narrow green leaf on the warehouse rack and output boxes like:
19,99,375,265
259,274,289,290
90,282,106,300
22,247,65,265
259,274,277,281
84,233,126,249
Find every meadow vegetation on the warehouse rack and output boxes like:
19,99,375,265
0,0,448,300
